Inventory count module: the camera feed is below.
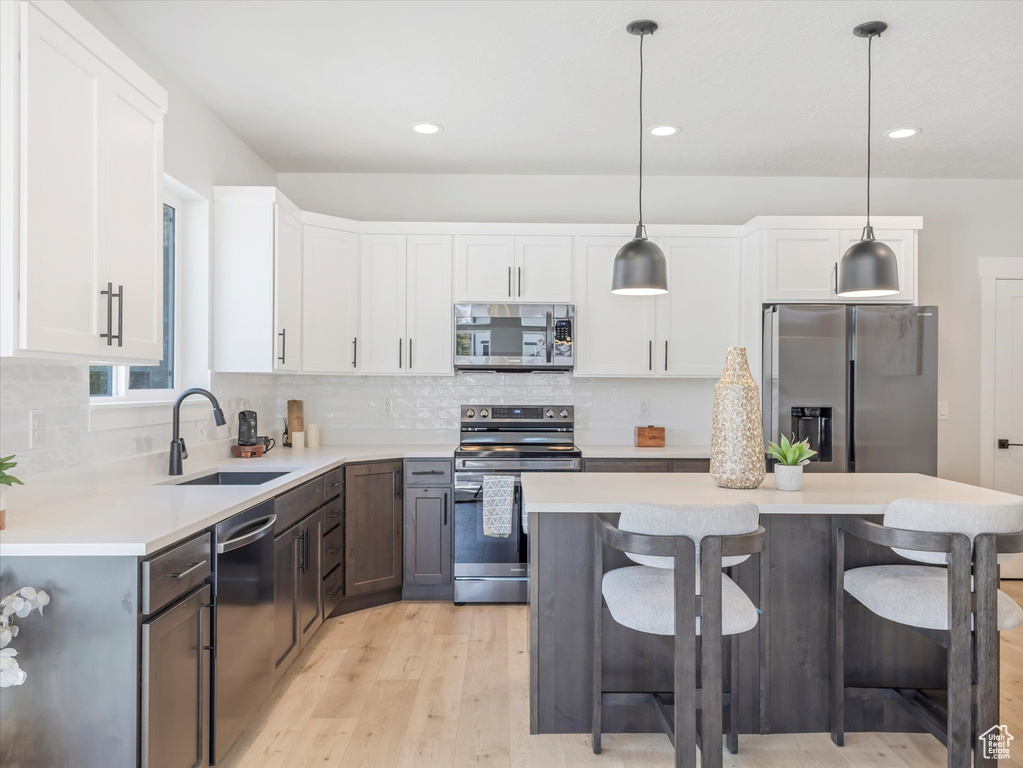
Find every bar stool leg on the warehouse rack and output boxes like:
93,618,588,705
700,562,724,768
974,537,1000,768
831,525,845,747
592,526,603,755
675,540,698,768
947,537,972,768
727,633,739,755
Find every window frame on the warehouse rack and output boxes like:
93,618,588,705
90,186,184,405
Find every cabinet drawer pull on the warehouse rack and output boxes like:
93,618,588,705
173,560,208,580
328,480,343,488
411,470,444,476
328,509,343,519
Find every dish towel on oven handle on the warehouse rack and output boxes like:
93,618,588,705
483,475,515,538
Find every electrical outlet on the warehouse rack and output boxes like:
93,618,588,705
382,398,394,417
937,401,949,421
638,398,651,417
29,410,45,448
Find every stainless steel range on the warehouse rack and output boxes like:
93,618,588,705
453,405,582,604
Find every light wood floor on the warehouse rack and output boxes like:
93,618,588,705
221,582,1023,768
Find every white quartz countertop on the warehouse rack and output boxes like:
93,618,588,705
521,472,1023,515
577,444,710,459
0,446,453,557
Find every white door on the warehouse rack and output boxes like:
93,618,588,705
100,74,164,362
359,235,407,373
453,235,515,302
994,280,1023,496
274,205,302,371
514,236,573,302
656,238,742,376
762,229,841,302
20,6,103,356
839,229,916,304
573,237,657,376
302,225,359,373
406,235,453,375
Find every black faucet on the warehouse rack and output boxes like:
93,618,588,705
169,388,227,475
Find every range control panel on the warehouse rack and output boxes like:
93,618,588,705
461,405,573,421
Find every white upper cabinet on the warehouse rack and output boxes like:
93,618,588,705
839,228,917,304
6,2,167,361
302,224,359,373
655,238,742,376
762,229,842,302
359,234,453,375
573,237,657,376
513,236,573,302
405,235,453,375
274,206,302,371
212,188,303,373
454,235,572,302
761,226,917,304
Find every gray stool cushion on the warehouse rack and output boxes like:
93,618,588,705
845,565,1023,631
884,498,1023,565
602,566,759,636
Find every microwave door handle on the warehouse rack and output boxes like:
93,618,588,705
546,311,553,363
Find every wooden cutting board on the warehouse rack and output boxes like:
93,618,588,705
635,426,665,447
287,400,304,438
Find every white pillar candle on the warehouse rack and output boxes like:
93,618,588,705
291,431,305,450
306,423,320,448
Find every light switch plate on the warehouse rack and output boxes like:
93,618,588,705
937,401,949,421
382,398,394,417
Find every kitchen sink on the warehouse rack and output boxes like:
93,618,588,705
175,471,290,486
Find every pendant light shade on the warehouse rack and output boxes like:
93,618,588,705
612,225,668,295
611,20,667,295
838,21,899,298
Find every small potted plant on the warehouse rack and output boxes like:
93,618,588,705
0,454,24,530
767,435,817,491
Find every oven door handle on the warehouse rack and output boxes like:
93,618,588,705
545,310,554,363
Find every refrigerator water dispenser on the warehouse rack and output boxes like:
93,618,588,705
790,406,832,463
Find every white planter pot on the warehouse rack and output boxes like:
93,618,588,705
774,464,803,492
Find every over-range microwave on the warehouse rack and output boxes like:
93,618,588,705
454,304,574,372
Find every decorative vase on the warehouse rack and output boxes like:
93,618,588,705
710,347,766,489
774,464,803,492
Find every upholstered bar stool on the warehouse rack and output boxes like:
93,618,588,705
592,503,764,768
832,499,1023,768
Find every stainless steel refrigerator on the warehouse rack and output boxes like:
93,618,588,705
762,305,938,475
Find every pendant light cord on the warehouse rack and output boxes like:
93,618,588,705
866,34,872,227
638,30,645,230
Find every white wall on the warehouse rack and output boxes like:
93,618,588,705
278,173,1023,486
0,1,278,509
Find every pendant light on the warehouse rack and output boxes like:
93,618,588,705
838,21,900,298
611,20,668,296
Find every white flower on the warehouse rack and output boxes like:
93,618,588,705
0,629,10,648
0,647,26,688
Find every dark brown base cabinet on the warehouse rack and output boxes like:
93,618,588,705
582,458,710,473
404,487,452,585
344,461,404,597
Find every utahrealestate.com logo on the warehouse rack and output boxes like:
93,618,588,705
979,725,1014,760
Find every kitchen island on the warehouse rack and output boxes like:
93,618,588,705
521,472,1023,737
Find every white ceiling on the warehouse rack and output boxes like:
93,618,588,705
97,0,1023,178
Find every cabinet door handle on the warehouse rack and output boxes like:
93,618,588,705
278,328,287,364
328,480,344,488
443,492,448,526
352,337,358,368
518,267,522,297
395,469,402,499
409,338,413,370
173,560,208,580
398,338,402,369
508,266,512,298
648,340,653,371
100,282,114,345
832,263,838,294
664,340,668,371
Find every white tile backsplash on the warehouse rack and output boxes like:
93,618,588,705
0,356,716,512
275,372,716,447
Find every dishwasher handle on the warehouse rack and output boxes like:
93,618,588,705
216,514,277,554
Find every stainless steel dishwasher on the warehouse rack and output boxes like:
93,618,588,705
212,500,276,764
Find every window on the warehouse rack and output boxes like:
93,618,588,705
90,200,177,400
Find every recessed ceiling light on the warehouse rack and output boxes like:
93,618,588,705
885,127,921,139
649,125,680,137
412,123,442,134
